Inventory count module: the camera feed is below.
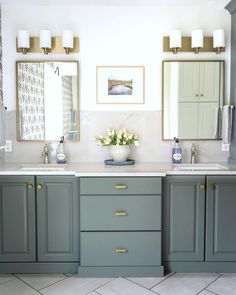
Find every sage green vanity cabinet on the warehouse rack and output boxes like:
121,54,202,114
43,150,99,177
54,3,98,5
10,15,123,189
206,176,236,261
163,176,205,262
0,175,79,272
0,176,36,262
79,177,164,277
37,176,79,262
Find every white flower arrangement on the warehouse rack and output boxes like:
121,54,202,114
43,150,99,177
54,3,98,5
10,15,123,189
94,129,139,147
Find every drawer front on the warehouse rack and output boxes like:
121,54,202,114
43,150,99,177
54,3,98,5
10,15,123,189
81,232,161,266
80,177,162,195
81,195,161,231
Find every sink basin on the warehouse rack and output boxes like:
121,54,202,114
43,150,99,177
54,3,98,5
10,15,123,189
174,163,228,171
19,165,65,171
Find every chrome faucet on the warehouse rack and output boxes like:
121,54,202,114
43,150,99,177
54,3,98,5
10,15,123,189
42,143,50,164
190,143,198,164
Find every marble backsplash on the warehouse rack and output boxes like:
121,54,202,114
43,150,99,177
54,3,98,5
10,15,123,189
4,110,229,164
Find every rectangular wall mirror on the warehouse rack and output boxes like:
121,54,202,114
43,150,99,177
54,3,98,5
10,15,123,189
162,60,224,140
16,61,79,141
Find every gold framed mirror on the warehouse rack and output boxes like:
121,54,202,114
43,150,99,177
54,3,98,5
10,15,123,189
16,60,79,141
162,60,224,140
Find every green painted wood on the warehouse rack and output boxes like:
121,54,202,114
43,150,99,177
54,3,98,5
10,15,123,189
164,261,236,273
81,231,161,266
0,263,79,274
163,176,205,262
81,195,161,231
206,176,236,261
225,0,236,15
80,177,162,195
78,266,164,277
37,176,79,262
225,1,236,162
0,176,36,262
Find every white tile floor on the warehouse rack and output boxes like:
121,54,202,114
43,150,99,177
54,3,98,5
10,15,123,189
0,273,235,295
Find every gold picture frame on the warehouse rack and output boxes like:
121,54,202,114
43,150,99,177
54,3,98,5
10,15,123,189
96,65,145,104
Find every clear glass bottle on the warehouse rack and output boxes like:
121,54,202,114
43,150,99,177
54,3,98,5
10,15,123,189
56,136,67,164
172,137,182,164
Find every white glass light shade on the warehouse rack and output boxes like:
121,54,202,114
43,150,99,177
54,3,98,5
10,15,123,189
17,30,30,49
62,30,74,49
191,29,204,48
213,29,225,48
169,30,182,49
39,30,51,49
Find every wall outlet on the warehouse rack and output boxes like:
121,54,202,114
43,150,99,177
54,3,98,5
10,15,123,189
5,140,12,152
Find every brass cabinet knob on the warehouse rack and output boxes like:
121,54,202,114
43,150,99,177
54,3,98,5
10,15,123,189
28,184,33,190
209,183,216,190
199,183,205,190
195,94,199,97
115,211,128,217
37,184,43,190
115,184,127,190
200,94,204,96
115,248,128,254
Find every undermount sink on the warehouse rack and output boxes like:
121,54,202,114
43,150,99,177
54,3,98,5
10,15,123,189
19,165,65,171
174,163,228,171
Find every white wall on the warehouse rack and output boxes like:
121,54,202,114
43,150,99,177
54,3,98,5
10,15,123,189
1,4,231,111
1,3,232,164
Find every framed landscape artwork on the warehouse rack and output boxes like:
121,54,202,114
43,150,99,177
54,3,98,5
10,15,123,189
96,66,145,104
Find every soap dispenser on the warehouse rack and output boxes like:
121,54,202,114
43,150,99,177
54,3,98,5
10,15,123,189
172,137,183,164
56,136,67,164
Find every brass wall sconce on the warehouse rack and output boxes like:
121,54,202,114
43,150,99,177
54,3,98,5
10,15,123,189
16,30,79,54
163,29,225,54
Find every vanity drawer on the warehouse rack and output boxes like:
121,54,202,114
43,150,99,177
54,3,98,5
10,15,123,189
81,232,161,266
80,177,162,195
81,195,161,231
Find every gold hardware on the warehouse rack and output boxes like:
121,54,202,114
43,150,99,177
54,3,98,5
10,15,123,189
115,211,128,217
27,184,33,190
209,183,216,190
37,184,43,190
199,183,205,190
200,94,204,97
115,248,128,254
163,36,225,53
195,94,199,97
16,37,79,54
115,184,127,190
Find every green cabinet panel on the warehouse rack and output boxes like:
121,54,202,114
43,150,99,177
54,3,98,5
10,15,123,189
81,232,161,266
163,176,205,262
80,177,162,195
81,194,161,231
0,176,36,262
206,176,236,261
37,176,79,262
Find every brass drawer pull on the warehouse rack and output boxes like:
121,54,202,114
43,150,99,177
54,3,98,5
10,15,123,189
115,211,128,217
115,184,127,190
37,184,43,190
115,248,128,254
28,184,33,190
199,183,205,190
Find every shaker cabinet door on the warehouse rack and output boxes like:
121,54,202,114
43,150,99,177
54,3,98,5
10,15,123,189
206,176,236,261
163,176,205,262
36,176,79,262
0,176,36,262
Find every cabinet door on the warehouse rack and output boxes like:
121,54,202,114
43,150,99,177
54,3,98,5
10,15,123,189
206,176,236,261
0,176,35,262
178,62,199,102
37,176,79,262
163,176,205,261
198,102,219,139
199,62,220,102
178,102,199,138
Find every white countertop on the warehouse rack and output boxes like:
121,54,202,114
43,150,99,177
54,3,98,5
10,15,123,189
0,162,236,176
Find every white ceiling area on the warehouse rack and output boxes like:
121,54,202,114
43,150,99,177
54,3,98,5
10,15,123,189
0,0,230,6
